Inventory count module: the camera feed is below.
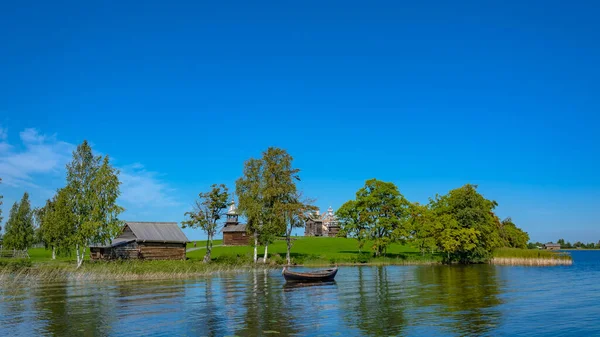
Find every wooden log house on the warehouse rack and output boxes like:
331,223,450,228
222,199,250,246
90,222,189,261
304,207,340,237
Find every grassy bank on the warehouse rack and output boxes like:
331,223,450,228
491,248,573,266
0,238,574,282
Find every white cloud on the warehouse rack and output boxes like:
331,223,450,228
19,128,52,144
119,164,180,208
0,126,179,211
0,128,74,187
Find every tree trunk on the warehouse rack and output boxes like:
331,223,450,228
286,226,292,265
76,244,85,268
79,247,86,268
263,243,268,264
52,246,56,260
203,232,212,263
253,233,258,263
75,244,80,265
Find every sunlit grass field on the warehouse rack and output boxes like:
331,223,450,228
186,236,439,265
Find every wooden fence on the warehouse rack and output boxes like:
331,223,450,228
0,245,29,259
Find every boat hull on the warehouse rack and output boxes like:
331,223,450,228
282,267,338,282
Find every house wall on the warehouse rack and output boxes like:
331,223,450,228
139,242,186,260
305,220,323,237
113,241,140,259
327,226,340,237
90,242,186,260
223,232,250,245
90,247,110,260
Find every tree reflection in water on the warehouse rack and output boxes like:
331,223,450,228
413,265,503,336
235,269,301,337
33,280,116,336
340,266,408,336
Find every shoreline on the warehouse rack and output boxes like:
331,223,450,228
0,255,574,283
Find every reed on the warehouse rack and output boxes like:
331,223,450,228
491,257,573,266
0,260,273,284
492,248,572,266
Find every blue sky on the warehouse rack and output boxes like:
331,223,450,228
1,1,599,242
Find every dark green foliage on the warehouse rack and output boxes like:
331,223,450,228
37,188,76,258
429,184,501,263
499,217,530,249
337,179,411,257
339,182,531,264
0,258,32,270
3,192,35,251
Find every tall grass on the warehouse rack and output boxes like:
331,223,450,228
492,248,572,266
0,260,274,284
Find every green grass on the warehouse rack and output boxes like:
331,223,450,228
187,237,440,265
21,237,440,267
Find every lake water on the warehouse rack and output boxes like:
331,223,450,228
1,250,599,336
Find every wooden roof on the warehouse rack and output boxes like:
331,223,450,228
222,223,247,233
123,222,189,243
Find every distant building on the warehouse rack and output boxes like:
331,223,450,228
305,206,340,237
90,222,189,260
222,200,250,246
543,242,561,250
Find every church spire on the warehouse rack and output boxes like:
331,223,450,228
225,199,239,226
227,199,237,215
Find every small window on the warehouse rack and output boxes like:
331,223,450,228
242,233,246,236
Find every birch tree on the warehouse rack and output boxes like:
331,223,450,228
260,147,297,263
236,147,309,264
283,193,316,265
236,158,264,263
182,184,229,263
66,141,123,268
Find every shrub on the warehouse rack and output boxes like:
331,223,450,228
0,258,32,270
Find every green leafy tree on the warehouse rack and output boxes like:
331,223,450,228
66,141,124,268
408,203,437,256
3,202,19,249
182,184,229,263
261,148,305,264
499,217,529,249
37,188,76,259
3,192,35,251
429,184,501,263
338,179,411,257
282,192,317,265
336,200,368,253
236,157,265,263
236,147,309,263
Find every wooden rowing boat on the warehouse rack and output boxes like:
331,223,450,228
282,267,338,282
